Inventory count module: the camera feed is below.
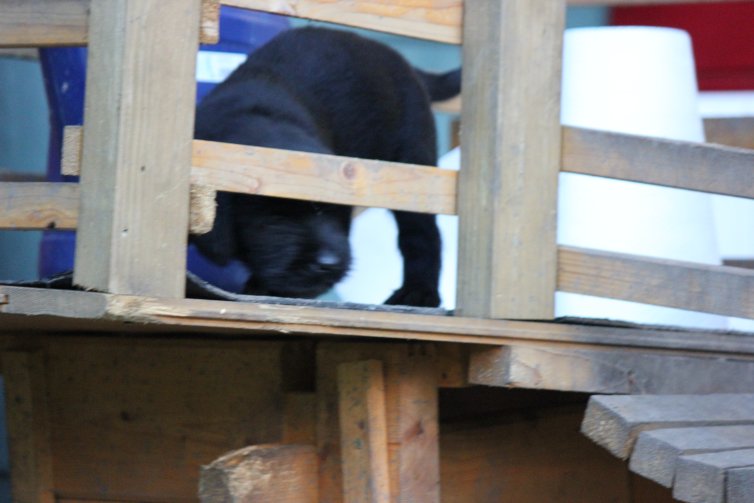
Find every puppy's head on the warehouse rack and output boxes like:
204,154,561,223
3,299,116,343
235,198,352,298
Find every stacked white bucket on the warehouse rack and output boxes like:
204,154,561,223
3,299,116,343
337,27,747,331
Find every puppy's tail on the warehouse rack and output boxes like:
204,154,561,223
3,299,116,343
416,68,461,102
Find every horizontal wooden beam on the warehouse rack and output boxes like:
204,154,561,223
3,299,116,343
562,126,754,200
469,345,754,394
0,0,219,48
226,0,733,44
0,182,213,234
63,127,456,214
0,182,78,230
2,0,731,48
558,246,754,320
192,140,457,214
5,285,754,356
705,117,754,150
224,0,462,44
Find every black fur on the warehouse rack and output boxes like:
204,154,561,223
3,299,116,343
192,27,460,306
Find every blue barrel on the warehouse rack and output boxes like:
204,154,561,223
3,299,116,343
38,7,289,292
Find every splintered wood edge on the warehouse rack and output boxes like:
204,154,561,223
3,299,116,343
189,185,216,235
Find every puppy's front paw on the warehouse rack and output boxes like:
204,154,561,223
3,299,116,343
384,285,441,308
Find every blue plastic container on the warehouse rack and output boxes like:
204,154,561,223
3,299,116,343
38,7,289,292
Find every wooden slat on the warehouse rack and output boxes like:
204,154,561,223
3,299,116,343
223,0,730,44
0,0,88,47
0,181,212,235
728,466,754,503
629,425,754,488
192,139,456,215
74,0,200,297
63,127,457,215
387,348,440,503
224,0,463,44
581,394,754,460
469,345,754,394
0,0,731,48
316,344,440,503
2,351,55,503
7,284,754,356
562,126,754,200
0,0,219,47
673,449,754,503
199,444,318,503
65,124,754,213
0,182,78,230
455,0,564,319
337,360,391,503
705,117,754,150
558,246,754,320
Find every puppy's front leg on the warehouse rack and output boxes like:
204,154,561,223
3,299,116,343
385,210,441,307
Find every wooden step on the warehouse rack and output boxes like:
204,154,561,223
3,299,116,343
582,394,754,503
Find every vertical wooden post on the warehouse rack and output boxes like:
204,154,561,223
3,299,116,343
456,0,565,319
337,360,391,503
74,0,200,297
318,344,440,503
2,351,54,503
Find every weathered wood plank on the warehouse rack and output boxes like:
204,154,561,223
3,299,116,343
562,126,754,200
2,351,55,503
337,360,390,503
199,444,318,503
387,348,440,503
2,286,754,356
558,246,754,320
455,0,564,319
0,0,729,48
705,117,754,150
673,449,754,503
581,394,754,460
44,339,286,500
224,0,462,43
0,182,78,230
728,466,754,503
65,124,754,213
6,285,754,356
317,344,439,503
192,139,456,215
74,0,199,297
0,0,88,47
469,345,754,394
0,181,212,235
629,425,754,488
0,0,219,47
63,127,457,215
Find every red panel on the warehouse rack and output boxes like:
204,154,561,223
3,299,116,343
612,2,754,90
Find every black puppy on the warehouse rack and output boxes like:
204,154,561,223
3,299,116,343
192,27,460,307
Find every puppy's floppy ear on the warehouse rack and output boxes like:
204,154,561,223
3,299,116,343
190,192,239,266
